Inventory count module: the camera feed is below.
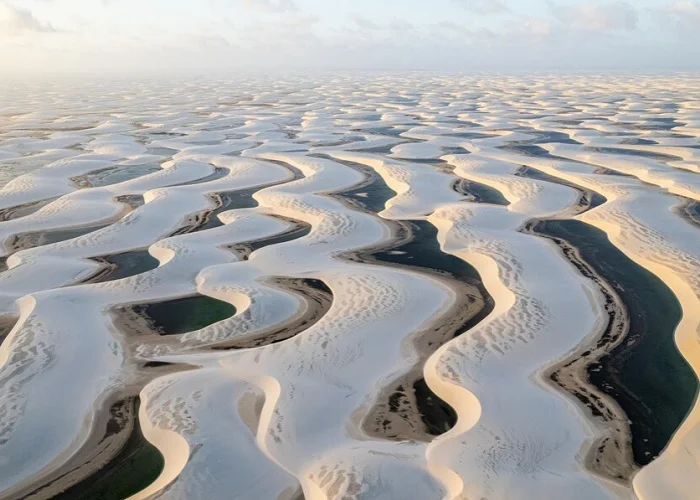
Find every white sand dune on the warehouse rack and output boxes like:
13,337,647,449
330,150,617,498
471,146,700,500
134,369,301,500
0,74,698,500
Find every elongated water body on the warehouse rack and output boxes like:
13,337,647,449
329,158,496,438
355,143,409,154
145,147,177,157
329,157,493,325
527,130,581,145
238,220,312,256
359,220,493,438
72,164,162,189
533,219,697,465
169,187,262,236
0,197,56,222
404,158,513,206
498,129,580,158
370,220,488,302
52,398,164,500
587,147,683,162
499,143,554,157
7,223,111,253
178,167,230,186
87,249,160,283
361,126,408,137
453,178,511,206
168,162,303,237
516,166,607,211
324,157,397,213
320,156,485,438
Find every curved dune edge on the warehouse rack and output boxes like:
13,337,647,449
1,74,699,499
0,294,36,367
0,190,311,492
422,212,618,498
253,374,307,498
0,159,214,258
129,370,302,500
128,393,189,500
422,252,485,499
129,152,461,497
323,150,619,498
469,146,700,500
545,144,700,202
0,157,295,316
603,241,700,500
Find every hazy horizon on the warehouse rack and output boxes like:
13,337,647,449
1,0,700,75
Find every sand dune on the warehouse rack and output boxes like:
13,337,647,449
0,74,698,499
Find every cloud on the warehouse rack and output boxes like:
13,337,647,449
498,18,553,41
0,2,57,35
550,1,638,32
353,15,380,31
230,13,319,50
452,0,508,15
654,1,700,35
666,0,700,15
185,34,232,49
389,18,415,32
239,0,298,13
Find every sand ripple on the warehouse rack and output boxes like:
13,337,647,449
0,74,698,499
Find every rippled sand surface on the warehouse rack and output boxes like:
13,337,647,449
0,73,698,499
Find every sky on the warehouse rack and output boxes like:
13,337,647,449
0,0,699,75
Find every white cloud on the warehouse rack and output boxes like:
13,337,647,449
230,13,319,50
499,18,553,41
353,15,380,31
550,1,638,32
666,0,700,15
0,2,57,35
239,0,298,13
2,0,698,74
452,0,508,15
654,1,700,35
185,34,232,49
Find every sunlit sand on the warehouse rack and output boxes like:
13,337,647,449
0,73,698,499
